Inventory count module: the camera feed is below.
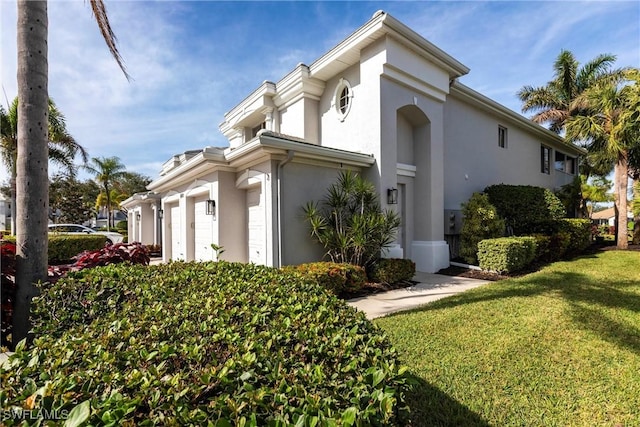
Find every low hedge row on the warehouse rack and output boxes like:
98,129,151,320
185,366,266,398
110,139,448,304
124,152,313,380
368,258,416,284
477,237,537,274
1,261,410,425
1,234,106,263
285,262,367,294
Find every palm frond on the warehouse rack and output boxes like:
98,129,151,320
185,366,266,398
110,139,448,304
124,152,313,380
89,0,131,81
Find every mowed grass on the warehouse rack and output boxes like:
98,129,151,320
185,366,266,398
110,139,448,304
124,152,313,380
375,250,640,426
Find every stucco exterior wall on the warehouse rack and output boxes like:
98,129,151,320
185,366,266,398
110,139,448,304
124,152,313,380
280,162,362,266
442,95,576,211
217,171,246,262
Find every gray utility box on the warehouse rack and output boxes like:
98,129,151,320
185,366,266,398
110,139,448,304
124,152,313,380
444,209,463,235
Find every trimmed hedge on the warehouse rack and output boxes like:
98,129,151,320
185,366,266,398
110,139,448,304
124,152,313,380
478,237,537,274
286,262,367,294
1,262,410,425
485,184,565,235
1,234,106,263
368,258,416,284
459,192,505,265
558,218,591,254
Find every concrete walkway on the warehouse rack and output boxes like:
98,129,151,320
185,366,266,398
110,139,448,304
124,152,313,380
348,272,491,319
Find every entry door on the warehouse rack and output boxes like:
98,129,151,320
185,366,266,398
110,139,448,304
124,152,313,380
247,187,266,264
194,197,213,261
170,204,182,260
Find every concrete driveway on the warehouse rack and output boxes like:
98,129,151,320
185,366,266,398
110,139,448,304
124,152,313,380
348,272,491,319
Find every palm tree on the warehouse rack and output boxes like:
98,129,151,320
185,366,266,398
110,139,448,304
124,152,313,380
565,70,640,249
85,156,127,231
0,97,88,235
95,188,127,225
517,50,619,133
13,0,129,346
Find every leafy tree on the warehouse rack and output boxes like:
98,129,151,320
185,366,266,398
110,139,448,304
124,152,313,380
115,172,152,197
85,156,127,231
0,97,87,235
459,193,505,265
13,0,128,346
303,170,400,269
565,69,640,249
49,174,100,224
581,175,613,218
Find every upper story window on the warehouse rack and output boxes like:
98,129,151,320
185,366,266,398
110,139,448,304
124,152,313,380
555,151,576,174
541,145,551,174
251,122,266,138
334,78,353,122
498,125,507,148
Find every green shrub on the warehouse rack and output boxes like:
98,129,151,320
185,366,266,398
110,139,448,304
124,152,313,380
558,218,592,254
459,192,505,265
368,258,416,284
485,184,565,235
49,234,107,263
1,234,106,263
2,262,410,425
116,220,128,232
287,261,367,294
478,237,537,274
530,233,570,263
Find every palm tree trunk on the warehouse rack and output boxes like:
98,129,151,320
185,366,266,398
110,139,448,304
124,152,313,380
614,154,629,250
14,0,48,346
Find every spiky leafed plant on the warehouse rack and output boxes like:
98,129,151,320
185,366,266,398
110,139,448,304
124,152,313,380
13,0,129,346
517,50,620,133
303,170,400,269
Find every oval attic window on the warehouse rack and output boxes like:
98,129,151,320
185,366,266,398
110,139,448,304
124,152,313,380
334,78,353,121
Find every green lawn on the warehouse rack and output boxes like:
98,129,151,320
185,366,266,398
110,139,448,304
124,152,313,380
375,250,640,426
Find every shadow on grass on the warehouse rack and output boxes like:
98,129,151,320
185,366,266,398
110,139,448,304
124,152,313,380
405,373,490,427
412,262,640,354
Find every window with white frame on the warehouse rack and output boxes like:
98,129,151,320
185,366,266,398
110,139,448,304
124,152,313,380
541,145,551,174
555,151,576,174
251,121,266,138
498,125,507,148
333,78,353,122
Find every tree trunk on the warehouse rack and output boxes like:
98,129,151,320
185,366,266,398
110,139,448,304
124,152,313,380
14,0,48,346
614,154,629,250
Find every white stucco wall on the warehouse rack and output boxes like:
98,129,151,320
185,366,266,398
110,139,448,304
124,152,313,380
280,162,364,266
442,94,577,211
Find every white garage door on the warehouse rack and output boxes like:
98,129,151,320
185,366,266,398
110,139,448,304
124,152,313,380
194,197,214,261
170,204,183,260
247,187,266,265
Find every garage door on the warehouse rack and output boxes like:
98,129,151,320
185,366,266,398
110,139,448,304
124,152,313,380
247,187,266,265
170,204,183,260
194,197,214,261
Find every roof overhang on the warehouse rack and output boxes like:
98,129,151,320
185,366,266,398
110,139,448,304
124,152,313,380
310,10,469,81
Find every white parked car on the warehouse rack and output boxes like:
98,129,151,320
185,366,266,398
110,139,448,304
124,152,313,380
48,224,125,245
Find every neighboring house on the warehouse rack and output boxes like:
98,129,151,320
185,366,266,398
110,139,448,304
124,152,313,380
0,193,10,233
91,210,127,229
124,11,584,272
591,207,633,227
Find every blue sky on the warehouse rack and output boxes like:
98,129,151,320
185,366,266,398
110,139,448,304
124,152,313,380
1,1,639,184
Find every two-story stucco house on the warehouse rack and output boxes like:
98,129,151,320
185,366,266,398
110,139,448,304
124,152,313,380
122,11,584,273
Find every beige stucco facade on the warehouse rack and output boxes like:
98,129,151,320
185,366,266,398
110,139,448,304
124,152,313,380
124,11,585,272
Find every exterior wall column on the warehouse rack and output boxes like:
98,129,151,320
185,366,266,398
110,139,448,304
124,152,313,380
411,105,448,273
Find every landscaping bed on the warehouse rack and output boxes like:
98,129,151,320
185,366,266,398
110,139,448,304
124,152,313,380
1,261,411,425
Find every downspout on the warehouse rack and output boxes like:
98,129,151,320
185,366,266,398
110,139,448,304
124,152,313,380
276,150,295,267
